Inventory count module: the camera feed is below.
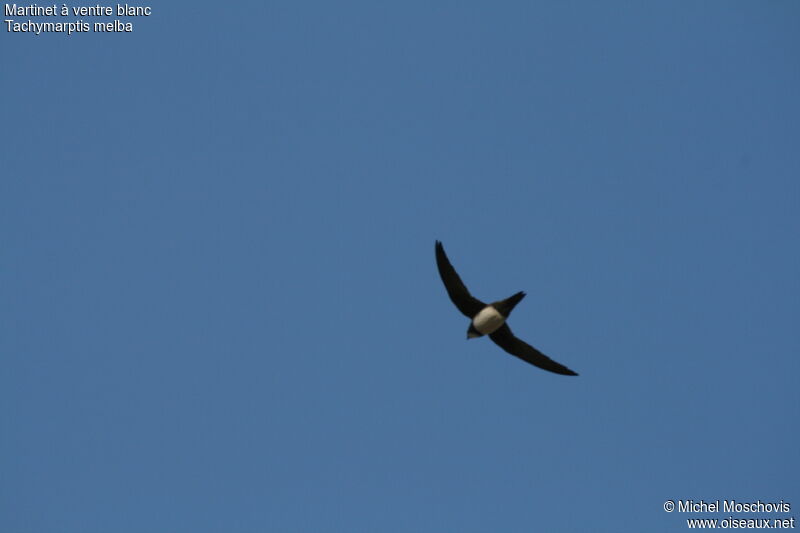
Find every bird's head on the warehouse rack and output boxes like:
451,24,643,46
467,324,482,339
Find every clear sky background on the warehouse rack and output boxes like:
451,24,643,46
2,2,798,532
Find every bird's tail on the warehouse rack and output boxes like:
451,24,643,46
495,291,526,317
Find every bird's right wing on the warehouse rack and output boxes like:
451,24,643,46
489,324,578,376
435,241,486,318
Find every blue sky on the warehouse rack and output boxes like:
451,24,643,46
2,2,798,532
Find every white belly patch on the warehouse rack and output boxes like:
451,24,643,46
472,306,505,335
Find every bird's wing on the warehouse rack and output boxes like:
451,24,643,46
489,324,578,376
435,241,486,318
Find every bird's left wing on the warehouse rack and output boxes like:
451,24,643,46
435,241,486,318
489,324,578,376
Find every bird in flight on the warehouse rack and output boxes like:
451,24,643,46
435,241,578,376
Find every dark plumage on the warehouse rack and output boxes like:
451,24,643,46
435,241,578,376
